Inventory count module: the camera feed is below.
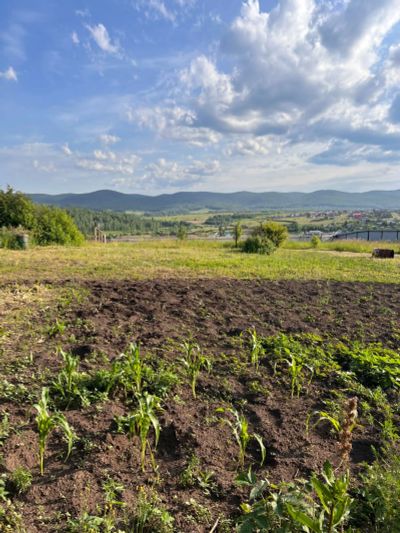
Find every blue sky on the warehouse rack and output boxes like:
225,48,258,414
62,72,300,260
1,0,400,194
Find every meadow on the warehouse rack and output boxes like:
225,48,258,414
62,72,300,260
0,239,399,532
0,239,399,283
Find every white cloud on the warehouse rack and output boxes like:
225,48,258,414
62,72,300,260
71,31,80,45
143,157,221,187
33,159,56,173
99,133,120,145
86,24,120,54
130,104,221,146
0,66,18,82
62,143,73,156
76,152,140,175
93,149,116,160
172,0,400,166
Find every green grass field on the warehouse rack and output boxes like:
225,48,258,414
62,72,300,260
1,239,399,283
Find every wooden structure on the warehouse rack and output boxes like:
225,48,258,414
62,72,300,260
94,226,107,243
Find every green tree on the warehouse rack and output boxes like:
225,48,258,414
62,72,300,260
0,186,35,229
33,205,84,245
233,221,243,247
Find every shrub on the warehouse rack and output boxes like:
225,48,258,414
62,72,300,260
241,221,287,255
241,235,276,255
0,228,27,250
33,205,84,246
311,234,321,248
253,221,288,247
0,187,35,229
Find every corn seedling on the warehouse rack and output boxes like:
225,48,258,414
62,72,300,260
47,318,67,337
108,342,143,397
34,387,75,475
218,407,265,467
52,348,85,407
248,328,264,371
116,392,162,472
179,340,211,398
285,354,314,398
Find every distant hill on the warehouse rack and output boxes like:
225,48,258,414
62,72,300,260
28,189,400,213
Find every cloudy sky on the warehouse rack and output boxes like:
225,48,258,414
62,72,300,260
1,0,400,194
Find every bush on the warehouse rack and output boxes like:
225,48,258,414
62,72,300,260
241,221,287,255
0,228,27,250
311,235,321,248
0,187,35,229
33,206,84,246
253,221,288,247
242,235,276,255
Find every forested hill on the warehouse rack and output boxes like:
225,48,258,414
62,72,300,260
29,189,400,213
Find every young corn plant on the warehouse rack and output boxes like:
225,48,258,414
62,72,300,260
248,328,264,371
52,348,84,407
108,342,144,397
218,407,265,467
179,340,211,398
35,387,75,475
116,392,162,472
286,354,314,398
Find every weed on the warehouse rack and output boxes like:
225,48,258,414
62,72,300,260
351,444,400,532
127,486,174,533
179,454,219,497
9,467,32,495
34,387,75,475
0,412,10,445
237,462,352,533
47,318,67,337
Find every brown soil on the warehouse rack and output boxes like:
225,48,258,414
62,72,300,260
1,279,399,532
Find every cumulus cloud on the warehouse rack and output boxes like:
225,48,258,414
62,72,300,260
0,66,18,81
86,23,120,54
99,134,120,145
143,157,220,187
76,151,140,175
172,0,400,165
130,105,221,146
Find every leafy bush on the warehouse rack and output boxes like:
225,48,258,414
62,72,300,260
311,235,321,248
33,205,84,245
242,221,287,255
0,187,84,246
0,228,27,250
253,221,288,247
241,235,276,255
0,187,35,229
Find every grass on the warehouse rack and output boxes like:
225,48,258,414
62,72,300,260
284,239,400,253
0,240,399,283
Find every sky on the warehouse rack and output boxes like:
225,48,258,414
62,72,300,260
1,0,400,195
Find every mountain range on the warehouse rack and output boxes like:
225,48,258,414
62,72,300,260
28,189,400,213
